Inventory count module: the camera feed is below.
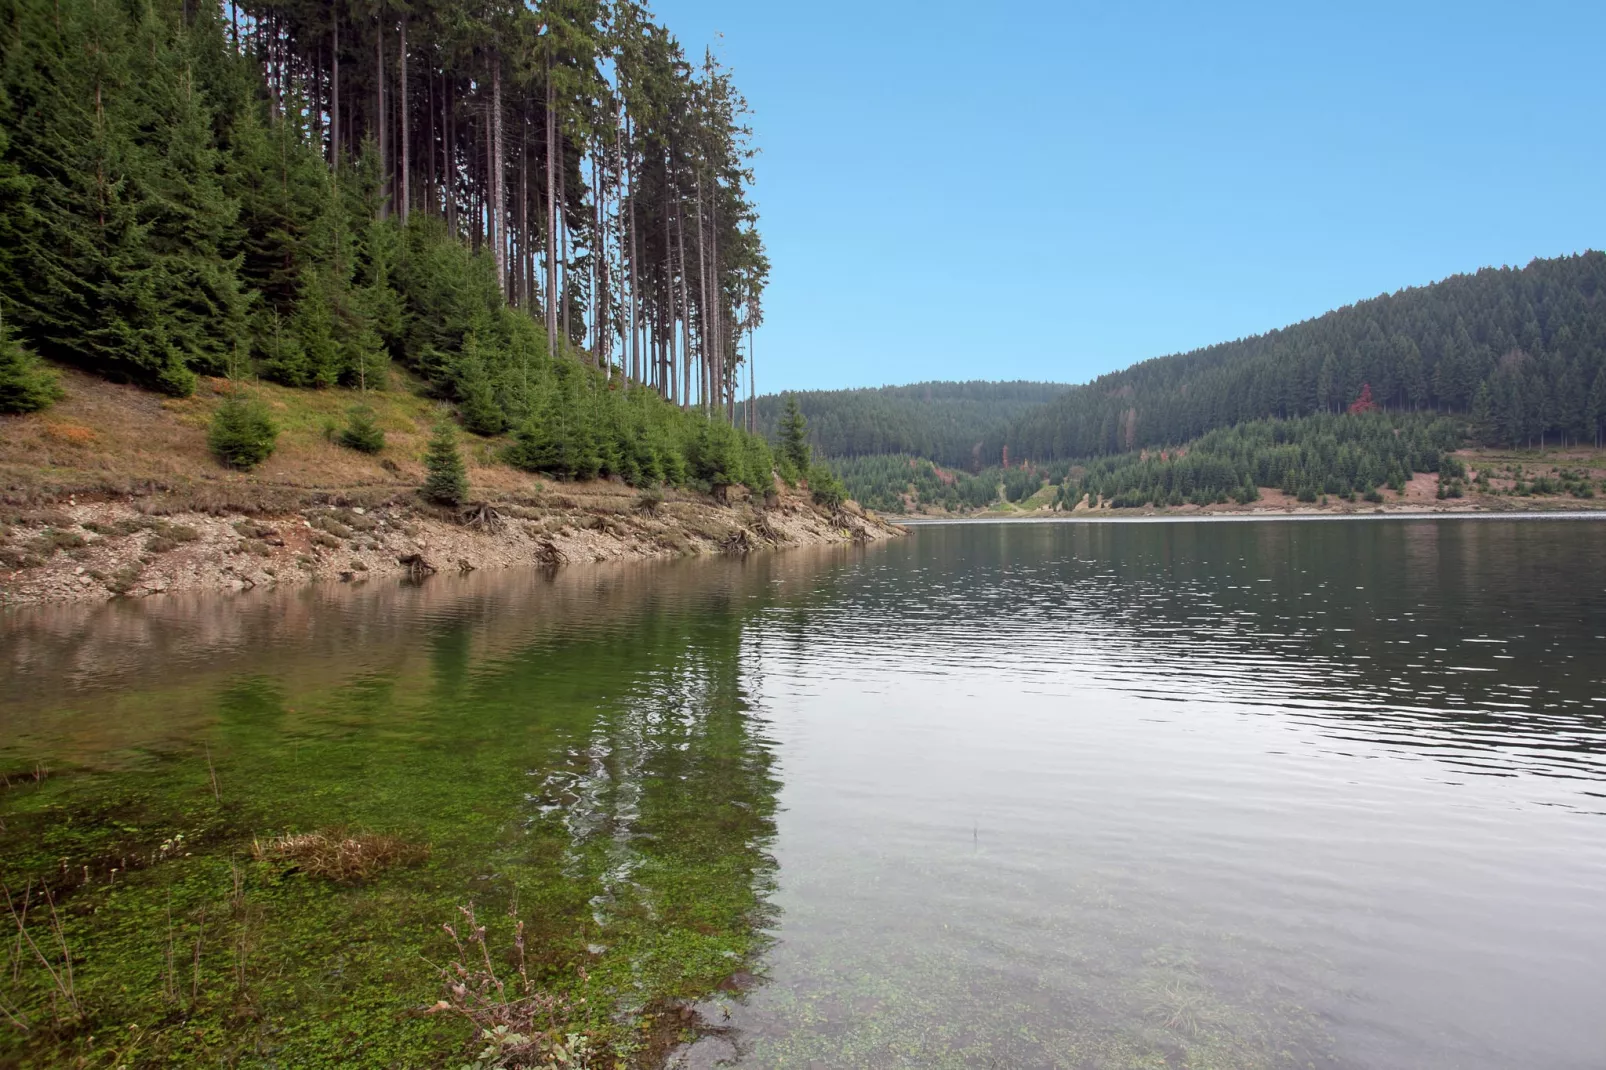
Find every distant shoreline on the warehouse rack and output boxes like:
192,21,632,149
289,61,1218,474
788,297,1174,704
890,508,1606,525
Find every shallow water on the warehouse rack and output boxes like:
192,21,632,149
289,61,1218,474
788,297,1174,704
3,517,1604,1068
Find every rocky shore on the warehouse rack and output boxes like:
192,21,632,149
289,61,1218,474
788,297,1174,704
0,484,901,606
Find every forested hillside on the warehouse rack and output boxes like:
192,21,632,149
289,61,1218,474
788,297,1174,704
738,381,1066,467
992,253,1606,462
0,0,778,488
1056,411,1466,509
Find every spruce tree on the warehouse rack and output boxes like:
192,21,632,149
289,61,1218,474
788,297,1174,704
0,312,61,413
422,418,469,505
208,386,278,468
0,0,206,394
778,395,811,477
455,337,507,435
289,269,342,387
338,404,385,453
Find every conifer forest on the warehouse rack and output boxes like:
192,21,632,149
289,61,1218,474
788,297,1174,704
0,0,774,486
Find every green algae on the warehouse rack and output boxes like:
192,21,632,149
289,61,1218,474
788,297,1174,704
0,574,784,1068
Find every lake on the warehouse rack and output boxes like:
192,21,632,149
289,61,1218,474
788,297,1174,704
2,517,1604,1069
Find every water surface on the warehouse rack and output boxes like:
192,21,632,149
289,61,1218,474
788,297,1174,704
3,518,1604,1068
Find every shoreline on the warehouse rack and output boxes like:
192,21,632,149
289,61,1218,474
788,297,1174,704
891,507,1606,525
0,367,904,608
1,486,903,608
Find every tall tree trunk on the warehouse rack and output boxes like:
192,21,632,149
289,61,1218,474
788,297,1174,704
560,161,569,348
597,144,611,379
444,77,456,236
426,63,435,213
695,171,708,412
590,146,600,372
675,192,691,411
544,53,557,360
662,216,673,398
398,19,408,221
491,57,505,296
518,132,528,309
313,42,324,151
712,194,725,422
626,113,639,388
376,16,386,217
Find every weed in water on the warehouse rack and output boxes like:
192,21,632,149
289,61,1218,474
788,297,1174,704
4,881,82,1025
251,829,429,882
429,903,596,1069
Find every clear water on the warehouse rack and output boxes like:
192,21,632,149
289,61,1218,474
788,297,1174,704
3,517,1604,1069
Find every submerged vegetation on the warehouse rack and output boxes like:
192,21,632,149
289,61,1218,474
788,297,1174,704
250,828,429,882
0,582,782,1067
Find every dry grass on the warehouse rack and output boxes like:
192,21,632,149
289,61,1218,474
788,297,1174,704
0,364,532,509
251,829,429,882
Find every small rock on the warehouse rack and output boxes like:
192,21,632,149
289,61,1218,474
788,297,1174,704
74,566,85,576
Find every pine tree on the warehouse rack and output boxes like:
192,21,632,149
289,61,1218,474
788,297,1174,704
422,418,469,505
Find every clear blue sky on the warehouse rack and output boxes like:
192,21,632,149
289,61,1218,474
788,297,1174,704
652,0,1606,394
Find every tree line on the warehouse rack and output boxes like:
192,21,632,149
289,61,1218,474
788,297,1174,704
835,412,1480,514
740,380,1067,469
827,454,1005,514
1055,411,1465,509
991,252,1606,462
0,0,773,462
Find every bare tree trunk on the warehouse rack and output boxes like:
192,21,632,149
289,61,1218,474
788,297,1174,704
426,62,435,212
330,14,339,165
444,77,456,236
560,161,571,349
544,53,557,360
398,19,408,221
491,57,505,296
712,195,726,423
674,187,690,410
376,16,386,217
695,171,708,413
313,42,324,151
518,132,528,309
626,112,639,387
590,145,600,374
599,144,612,380
662,217,673,398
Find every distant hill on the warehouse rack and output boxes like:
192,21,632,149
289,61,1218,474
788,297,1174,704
991,252,1606,462
740,381,1068,468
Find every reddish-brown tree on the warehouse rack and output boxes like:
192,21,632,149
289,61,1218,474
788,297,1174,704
1348,383,1380,414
